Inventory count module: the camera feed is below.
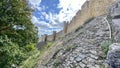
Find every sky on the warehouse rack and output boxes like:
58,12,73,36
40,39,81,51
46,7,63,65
28,0,86,36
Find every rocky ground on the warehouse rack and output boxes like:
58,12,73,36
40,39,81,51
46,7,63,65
37,16,111,68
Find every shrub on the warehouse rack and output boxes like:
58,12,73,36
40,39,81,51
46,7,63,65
0,36,27,68
53,60,62,68
100,64,105,68
65,45,76,52
45,42,53,49
19,50,40,68
25,43,36,52
101,40,113,55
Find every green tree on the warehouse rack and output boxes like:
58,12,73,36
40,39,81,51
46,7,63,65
0,0,37,46
0,0,39,67
0,36,27,68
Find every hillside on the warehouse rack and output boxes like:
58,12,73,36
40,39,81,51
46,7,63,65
37,15,110,68
37,1,120,68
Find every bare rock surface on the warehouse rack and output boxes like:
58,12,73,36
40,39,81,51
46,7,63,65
107,43,120,68
37,16,110,68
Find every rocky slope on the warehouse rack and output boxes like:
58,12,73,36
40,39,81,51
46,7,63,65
37,15,111,68
37,1,120,68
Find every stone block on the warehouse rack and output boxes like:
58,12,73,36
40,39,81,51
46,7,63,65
110,1,120,18
107,43,120,68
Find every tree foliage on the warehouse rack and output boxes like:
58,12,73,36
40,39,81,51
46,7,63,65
0,36,26,68
0,0,39,67
0,0,38,45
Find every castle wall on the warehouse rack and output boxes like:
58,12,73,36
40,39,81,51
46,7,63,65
56,30,63,39
47,34,53,41
66,0,115,33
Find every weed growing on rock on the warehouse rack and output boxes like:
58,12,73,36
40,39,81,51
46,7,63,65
101,40,113,56
65,45,76,52
53,60,62,68
100,64,105,68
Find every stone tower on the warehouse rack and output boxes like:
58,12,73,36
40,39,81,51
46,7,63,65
63,21,68,34
53,31,56,41
44,34,47,42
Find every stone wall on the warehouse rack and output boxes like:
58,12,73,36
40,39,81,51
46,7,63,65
56,30,63,39
47,34,53,42
67,0,116,33
40,30,63,42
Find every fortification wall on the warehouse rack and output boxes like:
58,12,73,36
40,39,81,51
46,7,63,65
67,0,116,33
56,30,63,39
41,30,63,42
47,34,53,41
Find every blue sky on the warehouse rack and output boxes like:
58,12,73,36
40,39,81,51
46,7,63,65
28,0,86,36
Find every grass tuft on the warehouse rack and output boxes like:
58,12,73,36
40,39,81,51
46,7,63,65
101,40,113,57
19,42,53,68
65,45,76,52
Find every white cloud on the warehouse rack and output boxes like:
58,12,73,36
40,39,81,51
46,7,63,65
41,12,61,25
58,0,86,22
29,0,41,8
31,16,63,36
36,6,47,11
32,16,52,35
32,16,52,28
36,7,42,11
38,27,52,36
30,0,87,36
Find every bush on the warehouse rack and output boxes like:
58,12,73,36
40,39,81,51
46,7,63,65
65,45,76,52
0,36,27,68
101,40,113,55
53,59,62,68
0,36,38,68
19,50,40,68
25,43,36,52
100,64,105,68
45,42,53,49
